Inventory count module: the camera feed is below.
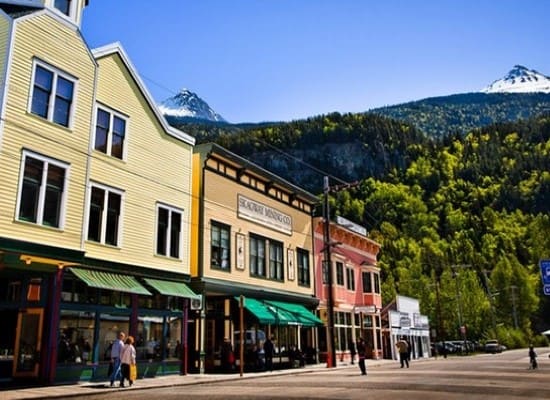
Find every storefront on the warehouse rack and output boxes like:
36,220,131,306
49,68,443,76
0,245,198,386
383,295,431,361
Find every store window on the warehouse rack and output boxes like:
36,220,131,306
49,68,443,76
58,310,95,364
98,313,129,362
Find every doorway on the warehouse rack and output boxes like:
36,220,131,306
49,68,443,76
13,308,44,378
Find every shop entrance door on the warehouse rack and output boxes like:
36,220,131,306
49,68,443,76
13,308,44,377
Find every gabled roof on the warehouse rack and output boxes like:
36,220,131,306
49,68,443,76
92,42,195,147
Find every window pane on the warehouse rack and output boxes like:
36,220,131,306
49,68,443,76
54,0,71,15
170,211,181,258
53,77,73,126
111,116,125,159
105,192,121,246
87,187,104,242
43,164,65,227
31,66,52,118
95,109,109,153
156,207,168,255
19,157,43,223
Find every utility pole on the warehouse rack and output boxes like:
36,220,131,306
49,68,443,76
322,176,359,368
322,176,336,368
451,264,471,350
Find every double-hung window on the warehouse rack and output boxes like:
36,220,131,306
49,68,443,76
269,240,284,281
30,62,75,127
17,151,68,228
249,234,266,278
336,262,344,286
362,271,372,293
211,221,230,270
54,0,72,16
346,267,355,291
156,204,182,258
95,107,127,159
297,248,310,287
87,184,123,246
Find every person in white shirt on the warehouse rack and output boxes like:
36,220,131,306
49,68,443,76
109,332,125,387
119,335,137,387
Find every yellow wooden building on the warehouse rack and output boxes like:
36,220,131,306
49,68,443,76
0,1,197,385
190,143,323,373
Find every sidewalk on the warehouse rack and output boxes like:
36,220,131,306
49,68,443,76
1,359,395,400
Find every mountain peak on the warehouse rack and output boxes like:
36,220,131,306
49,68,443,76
481,65,550,94
158,88,226,122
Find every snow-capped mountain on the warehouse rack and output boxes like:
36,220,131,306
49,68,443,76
481,65,550,94
159,88,226,122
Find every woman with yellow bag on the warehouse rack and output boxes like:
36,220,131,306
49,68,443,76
119,335,137,387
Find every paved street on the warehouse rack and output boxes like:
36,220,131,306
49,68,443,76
3,348,550,400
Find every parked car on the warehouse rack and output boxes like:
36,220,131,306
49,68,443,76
484,339,505,353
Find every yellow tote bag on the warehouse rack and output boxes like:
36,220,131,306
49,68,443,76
129,364,137,381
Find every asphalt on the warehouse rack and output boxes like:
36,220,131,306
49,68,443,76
1,359,396,400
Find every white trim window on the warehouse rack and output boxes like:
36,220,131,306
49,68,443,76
346,266,355,291
297,248,310,287
87,183,123,246
53,0,75,17
156,204,182,259
94,106,127,160
16,151,69,228
30,61,75,128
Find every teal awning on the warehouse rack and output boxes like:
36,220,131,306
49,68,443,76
265,300,324,327
144,278,199,299
237,297,322,327
237,296,277,325
70,268,151,296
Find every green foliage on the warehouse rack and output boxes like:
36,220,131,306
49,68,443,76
171,99,550,345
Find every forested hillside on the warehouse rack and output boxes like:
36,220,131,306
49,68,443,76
173,112,550,347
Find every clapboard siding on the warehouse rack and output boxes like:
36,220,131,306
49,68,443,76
0,13,95,250
87,51,193,274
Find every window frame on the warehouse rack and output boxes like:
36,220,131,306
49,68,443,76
269,240,284,282
249,234,266,278
210,221,231,271
155,203,183,259
86,182,124,247
94,105,128,160
346,266,355,291
335,261,344,286
16,150,69,229
29,60,76,128
296,248,310,287
362,271,372,293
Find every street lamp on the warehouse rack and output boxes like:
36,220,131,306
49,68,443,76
323,176,336,368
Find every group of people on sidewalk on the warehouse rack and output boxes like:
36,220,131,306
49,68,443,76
352,335,412,376
109,331,137,388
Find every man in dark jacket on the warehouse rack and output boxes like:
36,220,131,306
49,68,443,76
356,337,367,375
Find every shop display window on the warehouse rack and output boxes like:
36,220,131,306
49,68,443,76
58,310,95,364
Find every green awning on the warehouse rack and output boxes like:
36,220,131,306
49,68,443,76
236,297,317,326
265,300,324,327
144,278,199,299
237,296,277,325
70,268,152,296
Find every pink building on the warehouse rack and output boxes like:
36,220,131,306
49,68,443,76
314,216,382,365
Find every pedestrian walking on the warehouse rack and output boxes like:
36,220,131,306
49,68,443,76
356,337,367,375
119,335,137,387
528,345,538,370
396,336,409,368
109,331,125,386
263,335,275,372
349,341,357,365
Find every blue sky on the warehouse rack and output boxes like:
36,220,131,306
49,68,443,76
82,1,550,123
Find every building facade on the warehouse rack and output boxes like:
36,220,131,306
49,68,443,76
0,1,198,385
314,215,382,365
190,143,323,373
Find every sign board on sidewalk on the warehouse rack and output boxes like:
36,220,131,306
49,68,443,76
540,259,550,296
